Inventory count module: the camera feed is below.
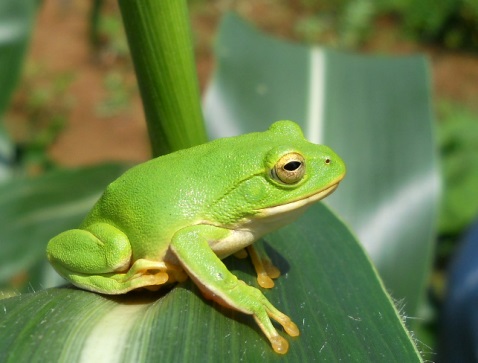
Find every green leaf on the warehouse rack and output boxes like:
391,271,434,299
0,164,126,292
204,13,440,317
0,203,422,362
0,0,36,116
0,0,37,180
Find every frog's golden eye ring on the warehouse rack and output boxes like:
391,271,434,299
272,152,306,184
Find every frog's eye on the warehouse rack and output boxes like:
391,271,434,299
272,152,306,184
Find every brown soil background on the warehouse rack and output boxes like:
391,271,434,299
7,0,478,167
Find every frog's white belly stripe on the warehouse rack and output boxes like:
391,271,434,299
209,229,256,259
208,183,339,259
209,206,308,259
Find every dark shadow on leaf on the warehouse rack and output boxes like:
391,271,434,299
54,282,177,306
263,238,291,274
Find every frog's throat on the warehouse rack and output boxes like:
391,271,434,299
256,180,341,218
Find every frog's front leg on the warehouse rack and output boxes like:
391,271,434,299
170,225,299,354
233,245,281,289
47,223,171,294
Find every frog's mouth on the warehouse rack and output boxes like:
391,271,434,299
216,177,343,248
257,179,342,218
232,179,343,240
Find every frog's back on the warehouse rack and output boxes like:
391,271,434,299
81,122,307,257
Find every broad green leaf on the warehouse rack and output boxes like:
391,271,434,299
204,13,440,316
0,0,37,180
0,203,422,362
0,164,126,292
0,0,36,116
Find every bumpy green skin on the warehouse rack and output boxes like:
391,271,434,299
46,120,346,354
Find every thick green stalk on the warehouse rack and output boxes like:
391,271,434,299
118,0,207,157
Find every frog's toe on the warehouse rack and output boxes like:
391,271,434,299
263,261,281,279
257,274,275,289
152,271,169,284
267,309,300,337
233,249,248,259
283,319,300,337
143,272,169,291
270,335,289,355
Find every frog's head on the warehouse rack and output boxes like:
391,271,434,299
208,120,346,232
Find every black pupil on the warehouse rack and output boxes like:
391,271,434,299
284,161,301,171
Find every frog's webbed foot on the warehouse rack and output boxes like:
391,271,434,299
124,259,188,286
246,244,281,289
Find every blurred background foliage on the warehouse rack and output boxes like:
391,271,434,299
1,0,478,360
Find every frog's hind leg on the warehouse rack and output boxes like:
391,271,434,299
56,259,173,294
47,223,171,294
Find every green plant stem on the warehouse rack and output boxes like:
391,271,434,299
118,0,207,157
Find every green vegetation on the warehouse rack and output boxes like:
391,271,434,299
96,70,135,117
293,0,478,50
0,0,477,361
6,63,73,173
438,101,478,235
